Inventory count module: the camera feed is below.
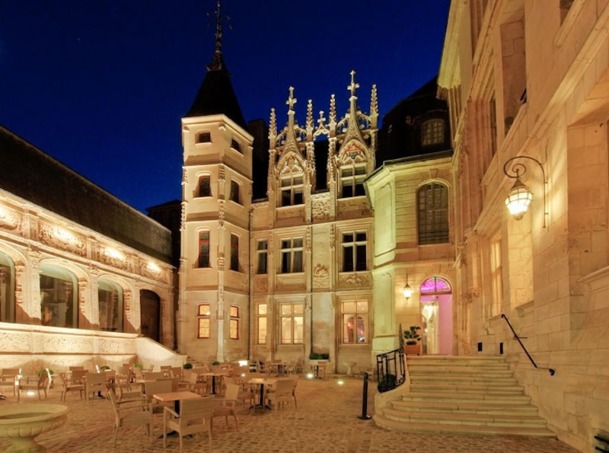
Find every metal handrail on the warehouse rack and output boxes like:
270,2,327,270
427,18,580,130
376,348,405,393
501,313,555,376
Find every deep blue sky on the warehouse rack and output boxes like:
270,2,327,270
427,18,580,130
0,1,450,213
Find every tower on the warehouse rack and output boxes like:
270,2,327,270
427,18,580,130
179,1,253,363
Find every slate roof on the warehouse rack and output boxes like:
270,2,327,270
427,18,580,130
0,125,172,263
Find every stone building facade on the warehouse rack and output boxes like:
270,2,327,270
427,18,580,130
438,0,609,450
0,126,175,369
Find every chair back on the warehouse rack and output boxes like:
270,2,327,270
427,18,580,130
144,379,172,398
71,369,87,383
179,397,214,424
142,371,166,380
274,379,296,396
224,382,241,401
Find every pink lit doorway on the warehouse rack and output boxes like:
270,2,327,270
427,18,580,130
420,277,453,355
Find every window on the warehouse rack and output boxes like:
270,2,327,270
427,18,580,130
342,232,367,272
198,231,210,268
0,252,15,323
198,175,211,197
421,119,445,146
280,175,304,206
417,183,449,245
230,139,242,153
98,280,123,332
280,303,304,344
229,306,240,340
280,238,303,273
230,234,239,272
197,304,211,338
342,300,368,344
229,180,241,204
196,132,211,143
256,240,268,274
340,165,366,197
490,238,503,317
257,303,267,344
39,265,78,328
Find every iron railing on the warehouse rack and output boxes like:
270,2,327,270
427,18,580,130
376,348,405,393
501,313,555,376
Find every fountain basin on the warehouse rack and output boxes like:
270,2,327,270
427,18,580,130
0,403,68,452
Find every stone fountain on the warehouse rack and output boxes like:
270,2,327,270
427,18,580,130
0,403,68,452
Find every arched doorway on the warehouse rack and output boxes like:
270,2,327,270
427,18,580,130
420,276,453,355
140,290,160,342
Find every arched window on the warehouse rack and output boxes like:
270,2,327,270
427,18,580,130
0,252,15,323
417,182,449,244
39,264,78,328
98,279,123,332
421,119,445,146
420,276,452,295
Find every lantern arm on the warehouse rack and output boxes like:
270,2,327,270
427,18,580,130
502,155,548,228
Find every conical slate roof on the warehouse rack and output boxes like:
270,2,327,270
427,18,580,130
185,60,246,128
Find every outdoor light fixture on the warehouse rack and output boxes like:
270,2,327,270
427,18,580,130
402,274,413,300
503,155,548,227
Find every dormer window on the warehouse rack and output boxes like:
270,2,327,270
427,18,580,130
280,175,304,206
421,119,445,146
340,165,366,198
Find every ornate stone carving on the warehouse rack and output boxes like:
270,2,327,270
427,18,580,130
312,264,329,288
0,206,20,231
312,193,331,220
339,272,370,288
38,223,86,257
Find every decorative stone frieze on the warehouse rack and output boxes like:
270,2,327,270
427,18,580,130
339,272,370,288
39,222,86,257
313,264,329,288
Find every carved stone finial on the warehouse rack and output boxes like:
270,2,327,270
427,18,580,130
286,86,297,113
317,110,326,128
269,108,277,139
206,0,230,71
348,70,360,100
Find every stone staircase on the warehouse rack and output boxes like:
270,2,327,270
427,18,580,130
374,355,555,437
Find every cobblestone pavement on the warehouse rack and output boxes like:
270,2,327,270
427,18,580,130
0,377,580,453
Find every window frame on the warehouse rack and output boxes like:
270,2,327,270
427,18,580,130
197,175,211,197
417,182,449,245
256,303,268,344
230,234,239,272
229,305,240,340
197,304,211,339
341,300,369,345
279,302,304,345
420,118,445,147
256,240,268,274
341,231,367,272
279,174,304,206
229,180,241,205
339,164,367,198
280,238,304,273
197,230,210,268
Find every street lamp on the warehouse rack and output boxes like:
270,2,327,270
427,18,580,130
503,155,547,227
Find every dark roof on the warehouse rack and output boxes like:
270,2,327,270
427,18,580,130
378,75,451,163
185,57,247,129
0,126,172,263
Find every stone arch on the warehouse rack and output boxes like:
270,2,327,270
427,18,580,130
419,275,453,355
140,289,161,342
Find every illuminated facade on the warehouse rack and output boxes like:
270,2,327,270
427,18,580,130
0,127,175,368
438,0,609,450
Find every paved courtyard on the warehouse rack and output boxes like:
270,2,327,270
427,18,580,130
0,377,580,452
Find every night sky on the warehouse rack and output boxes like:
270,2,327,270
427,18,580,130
0,1,450,213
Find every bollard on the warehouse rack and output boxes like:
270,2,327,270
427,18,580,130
358,372,372,420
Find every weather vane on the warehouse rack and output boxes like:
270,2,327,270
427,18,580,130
206,0,231,71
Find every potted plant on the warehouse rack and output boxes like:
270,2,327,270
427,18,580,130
403,325,422,355
183,362,193,370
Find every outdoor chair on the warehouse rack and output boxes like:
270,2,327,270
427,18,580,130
0,368,20,397
108,388,152,448
212,382,241,431
163,397,214,452
17,370,49,402
57,372,84,402
265,378,297,410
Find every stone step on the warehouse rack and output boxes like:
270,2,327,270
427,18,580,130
401,391,531,405
373,414,556,437
410,376,519,385
408,364,511,373
382,407,548,427
410,383,525,394
391,399,540,415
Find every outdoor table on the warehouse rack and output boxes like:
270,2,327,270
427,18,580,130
199,372,227,395
247,378,276,410
152,391,203,438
